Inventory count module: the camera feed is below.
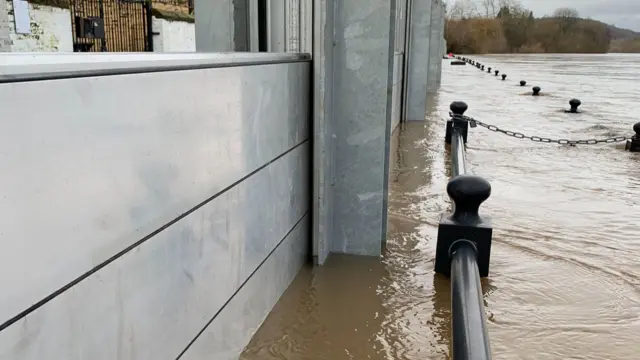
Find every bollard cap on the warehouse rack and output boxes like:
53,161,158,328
634,122,640,136
520,80,526,86
450,101,468,116
447,175,491,223
569,99,581,107
533,86,541,92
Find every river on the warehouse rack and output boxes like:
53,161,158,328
240,54,640,359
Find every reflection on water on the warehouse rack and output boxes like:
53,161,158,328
241,54,640,359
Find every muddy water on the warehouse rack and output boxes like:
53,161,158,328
240,54,640,359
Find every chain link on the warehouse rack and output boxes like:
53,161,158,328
450,113,632,145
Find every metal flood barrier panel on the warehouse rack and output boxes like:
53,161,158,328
0,53,311,360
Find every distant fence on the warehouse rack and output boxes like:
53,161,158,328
40,0,194,52
69,0,151,52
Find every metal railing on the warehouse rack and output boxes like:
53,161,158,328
435,101,493,360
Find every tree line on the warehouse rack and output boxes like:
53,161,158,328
444,0,617,54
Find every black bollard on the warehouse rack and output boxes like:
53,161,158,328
481,65,485,70
566,99,581,113
487,67,492,73
445,101,469,144
625,123,640,152
435,174,493,278
494,70,499,76
532,86,541,96
502,74,507,81
520,80,526,86
436,174,494,360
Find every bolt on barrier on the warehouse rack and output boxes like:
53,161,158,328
438,101,493,360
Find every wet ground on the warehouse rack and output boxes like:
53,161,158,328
240,54,640,359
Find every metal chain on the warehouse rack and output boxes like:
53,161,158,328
450,113,632,145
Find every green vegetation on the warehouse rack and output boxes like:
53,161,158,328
445,0,640,54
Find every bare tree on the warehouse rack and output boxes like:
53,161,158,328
481,0,498,17
553,7,579,31
448,0,481,19
553,7,579,19
473,0,523,18
446,0,525,19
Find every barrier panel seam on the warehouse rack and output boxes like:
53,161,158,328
0,139,309,332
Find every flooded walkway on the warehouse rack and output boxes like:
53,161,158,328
241,54,640,359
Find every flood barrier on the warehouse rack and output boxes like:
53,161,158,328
0,52,311,359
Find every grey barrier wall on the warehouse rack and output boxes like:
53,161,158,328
311,0,336,264
390,0,408,131
328,0,394,257
406,0,433,121
311,0,446,264
0,53,310,360
428,0,444,92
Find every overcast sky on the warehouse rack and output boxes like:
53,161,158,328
518,0,640,31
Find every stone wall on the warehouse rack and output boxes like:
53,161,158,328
152,16,195,52
1,0,73,52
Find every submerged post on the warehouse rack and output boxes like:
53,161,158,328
532,86,541,96
626,123,640,152
566,99,581,113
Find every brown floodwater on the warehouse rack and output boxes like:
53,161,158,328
240,54,640,359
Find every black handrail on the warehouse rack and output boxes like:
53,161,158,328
450,240,491,360
436,101,493,360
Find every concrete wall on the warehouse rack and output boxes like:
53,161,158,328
328,0,394,257
390,0,407,133
428,0,444,92
152,17,196,52
0,0,11,51
0,1,197,54
194,0,311,53
0,53,310,360
1,1,72,52
311,0,336,264
406,0,432,120
312,0,446,264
